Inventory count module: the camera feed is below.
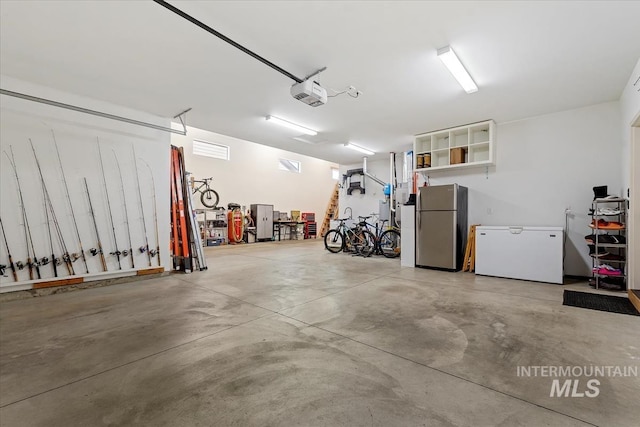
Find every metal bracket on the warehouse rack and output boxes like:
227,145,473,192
173,107,192,134
303,67,327,82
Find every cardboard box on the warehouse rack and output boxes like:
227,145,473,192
450,148,467,165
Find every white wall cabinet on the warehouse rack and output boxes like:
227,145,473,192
414,120,495,172
475,226,564,284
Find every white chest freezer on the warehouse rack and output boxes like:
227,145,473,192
475,226,564,284
400,205,415,267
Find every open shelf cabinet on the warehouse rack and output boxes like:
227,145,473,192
414,120,495,172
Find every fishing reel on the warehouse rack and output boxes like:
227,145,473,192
139,246,147,254
89,248,102,256
40,257,50,266
0,265,6,277
62,253,81,262
110,250,122,257
121,249,130,257
54,257,62,266
16,261,25,270
149,249,158,257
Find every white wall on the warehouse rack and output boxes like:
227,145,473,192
341,102,623,276
0,76,171,288
172,126,339,220
338,158,396,222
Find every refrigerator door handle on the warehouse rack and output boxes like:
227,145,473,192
416,190,421,229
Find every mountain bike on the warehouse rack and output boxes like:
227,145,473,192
192,177,220,208
357,215,401,258
324,218,376,257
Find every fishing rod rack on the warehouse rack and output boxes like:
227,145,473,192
0,132,166,294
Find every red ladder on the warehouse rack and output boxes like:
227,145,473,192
170,146,192,272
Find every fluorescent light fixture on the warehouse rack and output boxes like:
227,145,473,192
344,142,375,155
437,46,478,94
292,136,315,144
265,115,317,135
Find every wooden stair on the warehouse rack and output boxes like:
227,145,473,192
320,183,339,237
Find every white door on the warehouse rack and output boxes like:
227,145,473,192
630,122,639,289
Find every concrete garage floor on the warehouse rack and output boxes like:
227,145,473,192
0,240,638,426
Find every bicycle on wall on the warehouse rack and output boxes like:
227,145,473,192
192,177,220,208
357,214,401,258
324,218,376,257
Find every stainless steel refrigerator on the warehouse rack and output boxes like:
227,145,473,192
416,184,468,271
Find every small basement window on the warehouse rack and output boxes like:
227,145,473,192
193,139,229,160
332,168,339,180
279,158,301,173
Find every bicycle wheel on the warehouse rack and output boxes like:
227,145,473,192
324,230,344,253
351,229,376,257
378,229,401,258
200,189,219,208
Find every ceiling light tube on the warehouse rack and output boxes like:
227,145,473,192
344,142,375,156
265,115,317,135
437,46,478,94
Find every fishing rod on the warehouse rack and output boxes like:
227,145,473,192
0,217,18,281
132,146,152,266
52,130,89,274
140,158,161,267
29,139,75,277
97,139,121,270
4,147,41,280
84,178,107,271
40,173,58,277
113,150,134,268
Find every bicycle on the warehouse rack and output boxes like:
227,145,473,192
324,218,376,257
192,177,220,208
357,215,401,258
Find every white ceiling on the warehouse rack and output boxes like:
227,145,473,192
1,1,639,164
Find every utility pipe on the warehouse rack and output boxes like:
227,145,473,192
389,152,396,223
362,157,386,187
